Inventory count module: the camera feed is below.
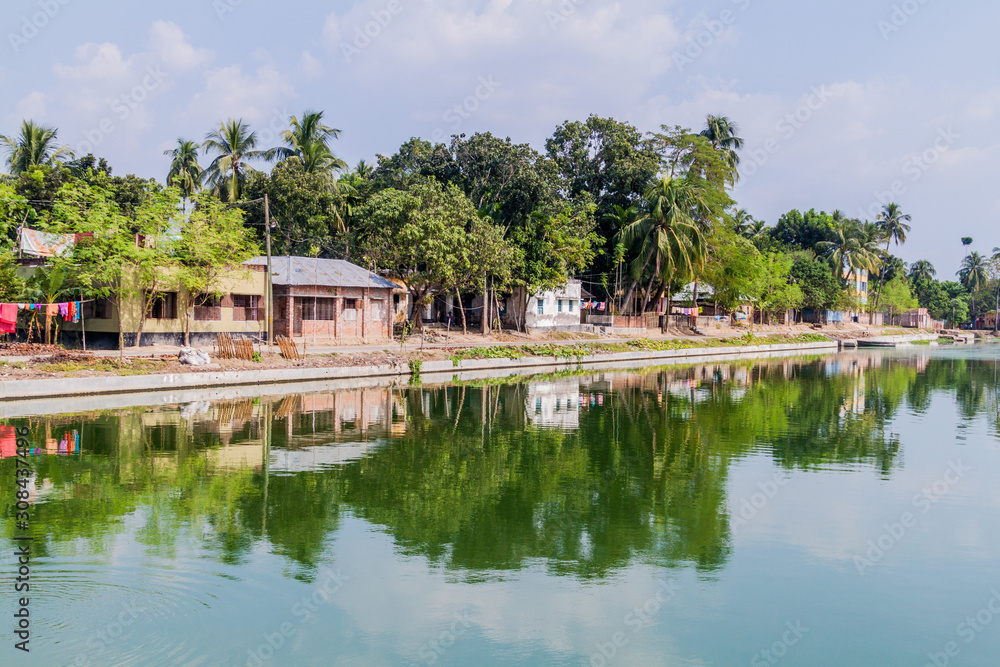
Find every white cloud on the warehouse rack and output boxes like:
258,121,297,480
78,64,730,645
184,64,296,140
148,20,213,71
298,51,325,79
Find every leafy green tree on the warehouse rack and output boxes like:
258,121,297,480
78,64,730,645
790,253,844,313
771,209,838,251
545,116,658,264
54,181,175,353
173,194,260,345
702,230,763,317
355,180,478,326
1,120,74,175
508,199,599,325
203,119,271,202
756,252,803,323
245,158,343,255
163,139,202,206
0,249,25,303
880,277,918,319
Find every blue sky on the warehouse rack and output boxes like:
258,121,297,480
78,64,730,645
2,0,997,274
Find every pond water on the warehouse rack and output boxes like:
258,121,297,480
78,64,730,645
2,346,1000,666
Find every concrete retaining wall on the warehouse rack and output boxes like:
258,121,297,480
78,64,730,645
0,341,838,402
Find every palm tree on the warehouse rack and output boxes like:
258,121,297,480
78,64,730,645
617,178,709,315
0,120,75,175
275,110,347,175
733,208,755,235
163,139,202,207
817,218,882,281
962,237,973,248
872,203,912,309
959,251,989,325
908,260,936,283
700,115,744,181
202,119,270,202
354,159,375,180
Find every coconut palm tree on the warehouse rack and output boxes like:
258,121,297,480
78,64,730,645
275,110,347,175
163,139,202,207
817,218,882,281
617,177,710,315
353,159,375,180
202,119,271,203
872,203,912,309
959,251,989,325
700,115,744,181
908,260,936,283
0,120,75,175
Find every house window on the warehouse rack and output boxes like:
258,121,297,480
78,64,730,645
344,299,358,311
301,298,338,321
84,299,113,320
232,295,261,322
149,292,178,320
537,299,544,314
558,300,563,313
569,300,574,313
193,294,222,321
370,300,384,321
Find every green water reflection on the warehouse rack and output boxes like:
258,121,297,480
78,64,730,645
3,347,1000,666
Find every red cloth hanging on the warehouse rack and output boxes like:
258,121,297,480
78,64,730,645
0,426,16,458
0,303,17,334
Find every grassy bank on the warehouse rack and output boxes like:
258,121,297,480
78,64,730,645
448,333,830,363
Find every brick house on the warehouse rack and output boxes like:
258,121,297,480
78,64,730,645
247,257,397,343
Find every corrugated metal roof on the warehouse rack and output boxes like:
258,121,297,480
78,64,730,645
246,256,398,289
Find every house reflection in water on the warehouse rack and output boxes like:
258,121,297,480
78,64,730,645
526,379,580,429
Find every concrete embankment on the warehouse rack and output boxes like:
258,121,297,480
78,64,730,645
0,340,838,408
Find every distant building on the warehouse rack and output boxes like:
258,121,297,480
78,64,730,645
247,256,397,342
505,279,584,333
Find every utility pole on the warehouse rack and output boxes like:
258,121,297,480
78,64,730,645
265,194,273,351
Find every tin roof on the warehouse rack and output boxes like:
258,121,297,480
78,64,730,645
246,256,398,289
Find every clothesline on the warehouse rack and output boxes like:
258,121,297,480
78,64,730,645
0,300,94,334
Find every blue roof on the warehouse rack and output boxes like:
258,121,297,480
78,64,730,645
246,257,398,289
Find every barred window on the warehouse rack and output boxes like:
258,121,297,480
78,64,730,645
301,298,337,321
537,299,544,314
344,299,358,310
194,294,222,321
232,295,261,322
149,293,178,319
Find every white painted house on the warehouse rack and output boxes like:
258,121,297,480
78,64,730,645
506,279,583,332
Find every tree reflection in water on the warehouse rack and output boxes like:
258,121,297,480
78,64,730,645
4,349,995,581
